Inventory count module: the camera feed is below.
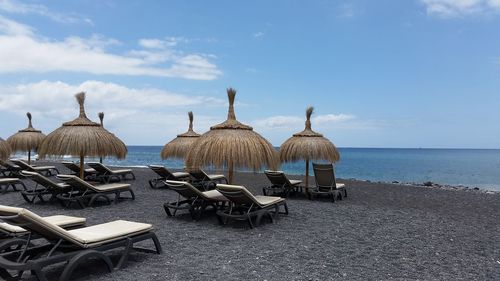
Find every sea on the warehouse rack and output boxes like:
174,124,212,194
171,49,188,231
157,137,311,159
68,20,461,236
30,147,500,192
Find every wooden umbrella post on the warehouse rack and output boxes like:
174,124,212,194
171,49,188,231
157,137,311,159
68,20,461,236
80,154,85,179
228,164,234,185
28,150,31,165
305,158,309,196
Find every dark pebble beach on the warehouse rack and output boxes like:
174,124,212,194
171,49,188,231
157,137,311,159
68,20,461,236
1,164,499,280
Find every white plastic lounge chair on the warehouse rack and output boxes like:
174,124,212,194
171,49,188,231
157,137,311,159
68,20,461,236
0,205,162,281
216,184,288,228
57,175,135,208
148,165,190,188
87,162,135,183
10,159,59,177
263,170,302,197
311,163,347,202
164,180,228,220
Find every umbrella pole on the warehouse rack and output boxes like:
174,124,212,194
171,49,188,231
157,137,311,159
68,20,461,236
228,164,234,185
28,150,31,165
305,158,310,197
80,154,84,179
99,156,103,164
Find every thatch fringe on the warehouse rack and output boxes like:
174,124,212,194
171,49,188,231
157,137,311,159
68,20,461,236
0,138,11,161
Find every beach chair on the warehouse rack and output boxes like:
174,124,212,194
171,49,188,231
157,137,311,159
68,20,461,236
216,184,288,228
87,162,135,183
10,159,59,177
0,205,162,281
20,171,71,203
311,163,347,202
164,180,228,220
62,161,98,179
263,170,302,197
0,160,22,177
188,169,228,190
0,178,26,194
56,175,135,208
1,214,86,239
148,165,190,188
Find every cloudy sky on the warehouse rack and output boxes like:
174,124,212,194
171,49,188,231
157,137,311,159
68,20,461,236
0,0,499,148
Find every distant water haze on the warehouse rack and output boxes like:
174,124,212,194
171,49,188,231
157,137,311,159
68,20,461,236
23,146,500,192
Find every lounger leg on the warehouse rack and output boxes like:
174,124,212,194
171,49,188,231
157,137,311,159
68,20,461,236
116,238,133,269
60,250,113,281
150,233,163,254
163,203,173,217
247,216,254,229
344,189,347,198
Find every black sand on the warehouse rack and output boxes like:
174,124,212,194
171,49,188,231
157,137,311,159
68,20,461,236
1,164,499,280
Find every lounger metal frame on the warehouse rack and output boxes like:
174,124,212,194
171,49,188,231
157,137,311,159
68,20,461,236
0,178,26,194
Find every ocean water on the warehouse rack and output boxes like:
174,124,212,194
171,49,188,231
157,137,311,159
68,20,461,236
35,146,500,191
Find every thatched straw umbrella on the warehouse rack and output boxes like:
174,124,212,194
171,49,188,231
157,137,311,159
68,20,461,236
7,112,46,164
185,88,278,184
0,138,11,161
38,92,127,179
279,107,340,189
161,111,200,160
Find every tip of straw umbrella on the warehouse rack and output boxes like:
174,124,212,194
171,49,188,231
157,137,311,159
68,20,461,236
75,92,87,118
26,112,33,128
188,111,193,131
305,106,313,130
98,112,104,126
226,87,236,120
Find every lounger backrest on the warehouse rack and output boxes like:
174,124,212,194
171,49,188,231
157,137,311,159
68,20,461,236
0,205,85,247
88,162,111,174
165,180,204,199
21,171,61,190
216,184,263,208
62,161,80,173
188,169,210,181
312,163,337,191
57,175,96,192
264,170,291,187
11,159,32,170
149,165,174,179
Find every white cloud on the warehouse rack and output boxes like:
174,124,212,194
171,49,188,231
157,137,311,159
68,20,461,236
0,80,226,143
253,31,265,38
254,114,356,130
0,0,92,25
0,16,222,80
420,0,500,17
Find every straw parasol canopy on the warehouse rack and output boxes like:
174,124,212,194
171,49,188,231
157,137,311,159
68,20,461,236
161,111,200,160
0,137,11,161
185,88,278,184
38,92,127,178
279,106,340,188
7,112,46,164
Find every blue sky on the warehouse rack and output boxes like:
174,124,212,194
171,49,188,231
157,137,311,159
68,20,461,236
0,0,499,148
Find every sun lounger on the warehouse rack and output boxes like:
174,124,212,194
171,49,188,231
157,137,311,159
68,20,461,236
188,169,228,190
263,170,302,197
0,205,162,281
87,162,135,183
164,180,228,220
62,161,98,179
148,165,190,188
0,160,22,177
311,163,347,202
216,184,288,228
56,175,135,208
20,171,70,203
10,159,59,177
0,178,26,194
0,214,86,238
